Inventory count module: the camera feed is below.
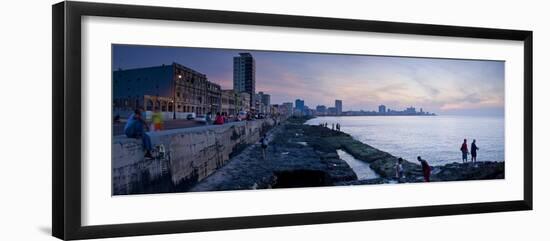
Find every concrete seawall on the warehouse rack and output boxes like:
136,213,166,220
112,119,275,195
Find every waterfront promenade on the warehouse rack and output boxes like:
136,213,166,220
113,116,504,194
113,119,205,136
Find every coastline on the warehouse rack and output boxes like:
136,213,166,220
190,117,504,192
305,115,505,166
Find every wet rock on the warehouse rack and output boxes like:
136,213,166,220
432,161,504,181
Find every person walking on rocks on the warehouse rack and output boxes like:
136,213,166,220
471,139,479,162
332,123,335,130
395,158,405,183
260,134,268,160
417,156,431,182
460,139,469,163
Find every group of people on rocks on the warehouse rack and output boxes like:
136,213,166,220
395,138,481,183
394,156,431,183
460,138,480,162
320,122,341,131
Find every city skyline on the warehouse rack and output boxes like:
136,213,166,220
113,44,505,116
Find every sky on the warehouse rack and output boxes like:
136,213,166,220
113,44,505,116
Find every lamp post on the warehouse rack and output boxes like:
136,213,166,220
174,74,182,120
172,100,175,120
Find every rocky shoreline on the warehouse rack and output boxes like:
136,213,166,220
190,117,504,192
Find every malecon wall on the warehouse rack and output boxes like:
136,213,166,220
112,119,275,195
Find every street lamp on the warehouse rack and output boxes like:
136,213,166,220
172,100,176,120
173,74,181,120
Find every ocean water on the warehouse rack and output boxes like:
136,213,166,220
336,149,380,180
306,115,504,166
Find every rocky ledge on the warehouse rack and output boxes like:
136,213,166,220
190,117,504,192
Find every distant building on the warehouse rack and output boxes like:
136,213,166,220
258,91,271,106
282,102,293,116
405,106,416,114
378,105,386,113
113,62,221,117
221,90,237,116
303,105,313,116
270,104,280,116
254,91,271,114
295,99,305,114
335,100,343,115
233,53,255,110
316,105,327,115
238,92,251,113
327,107,337,115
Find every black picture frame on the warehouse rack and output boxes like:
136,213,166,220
52,1,533,240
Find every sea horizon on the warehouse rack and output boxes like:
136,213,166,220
306,115,505,166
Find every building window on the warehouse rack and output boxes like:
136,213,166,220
161,101,167,112
146,100,153,111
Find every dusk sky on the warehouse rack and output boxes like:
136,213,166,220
113,44,505,116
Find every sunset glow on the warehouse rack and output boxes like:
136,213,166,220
113,45,504,115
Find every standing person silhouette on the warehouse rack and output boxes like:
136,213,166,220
417,156,431,182
395,158,405,183
260,134,268,160
471,139,480,162
460,139,469,163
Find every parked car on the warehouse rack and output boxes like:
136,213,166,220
194,115,207,123
237,111,247,121
186,114,195,120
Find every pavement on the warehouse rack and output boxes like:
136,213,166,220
112,119,206,136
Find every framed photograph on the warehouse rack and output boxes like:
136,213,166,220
52,1,533,240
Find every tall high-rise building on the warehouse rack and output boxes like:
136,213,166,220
233,53,255,110
378,105,386,113
335,100,343,115
295,99,305,114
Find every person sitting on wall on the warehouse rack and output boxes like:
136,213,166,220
214,112,225,125
124,109,153,159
